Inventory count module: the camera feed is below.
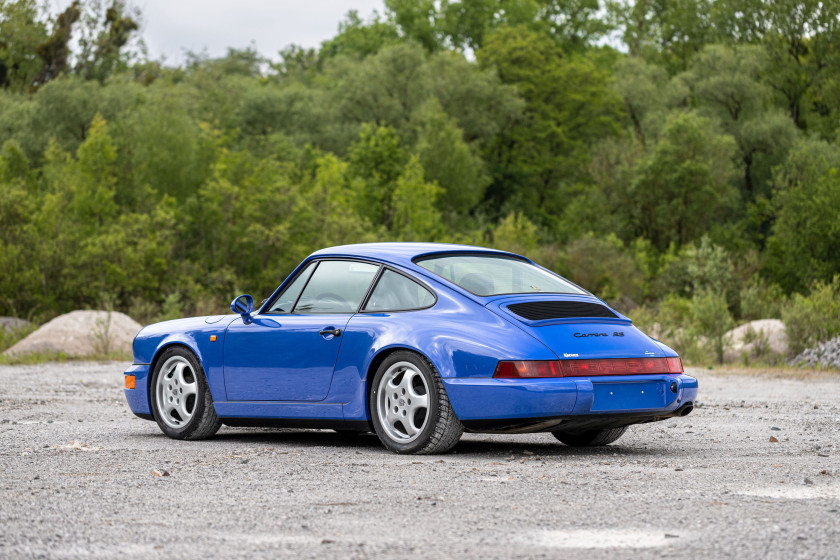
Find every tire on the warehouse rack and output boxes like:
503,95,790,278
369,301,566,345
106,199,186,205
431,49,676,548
369,351,463,454
150,347,222,440
552,426,628,447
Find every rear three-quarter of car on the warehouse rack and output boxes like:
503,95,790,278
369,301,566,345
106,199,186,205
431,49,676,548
123,242,697,454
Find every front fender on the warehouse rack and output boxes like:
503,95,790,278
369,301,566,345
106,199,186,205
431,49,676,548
130,316,236,410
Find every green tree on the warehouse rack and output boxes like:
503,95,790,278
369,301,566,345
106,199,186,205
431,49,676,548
478,25,623,223
320,10,399,60
690,289,734,364
347,123,405,228
625,111,739,250
765,137,840,293
411,98,489,215
0,0,48,92
391,156,444,240
682,44,796,200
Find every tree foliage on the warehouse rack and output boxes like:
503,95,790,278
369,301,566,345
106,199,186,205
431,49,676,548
0,0,839,360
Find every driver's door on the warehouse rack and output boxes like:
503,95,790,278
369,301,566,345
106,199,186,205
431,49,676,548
223,260,380,402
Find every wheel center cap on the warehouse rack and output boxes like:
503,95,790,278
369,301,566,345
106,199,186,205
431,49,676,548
398,398,405,407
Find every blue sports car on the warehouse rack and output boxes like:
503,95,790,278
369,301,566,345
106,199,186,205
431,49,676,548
124,243,697,454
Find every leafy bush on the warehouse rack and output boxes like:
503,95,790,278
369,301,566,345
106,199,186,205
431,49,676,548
562,233,644,309
739,276,785,320
629,295,702,364
781,277,840,356
690,289,735,365
0,322,36,353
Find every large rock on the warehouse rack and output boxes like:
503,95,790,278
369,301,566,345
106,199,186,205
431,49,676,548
724,319,787,363
0,317,31,334
2,310,141,358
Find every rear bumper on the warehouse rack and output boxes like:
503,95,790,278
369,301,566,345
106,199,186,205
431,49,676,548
124,364,153,420
442,373,698,431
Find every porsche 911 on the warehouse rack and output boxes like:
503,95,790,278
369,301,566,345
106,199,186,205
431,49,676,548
123,243,697,454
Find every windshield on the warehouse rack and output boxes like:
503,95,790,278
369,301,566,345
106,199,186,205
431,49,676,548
415,254,585,296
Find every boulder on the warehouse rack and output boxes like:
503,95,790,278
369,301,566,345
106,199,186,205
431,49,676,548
724,319,787,363
2,310,141,358
0,317,31,334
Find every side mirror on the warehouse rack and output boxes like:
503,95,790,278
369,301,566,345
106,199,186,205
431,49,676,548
231,294,254,324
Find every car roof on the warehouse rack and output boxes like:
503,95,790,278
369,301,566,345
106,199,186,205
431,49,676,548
310,242,524,268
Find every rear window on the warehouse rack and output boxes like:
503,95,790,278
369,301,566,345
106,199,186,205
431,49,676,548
415,254,585,296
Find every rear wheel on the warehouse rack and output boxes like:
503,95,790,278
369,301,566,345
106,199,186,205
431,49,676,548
369,351,463,454
552,427,627,447
151,347,221,440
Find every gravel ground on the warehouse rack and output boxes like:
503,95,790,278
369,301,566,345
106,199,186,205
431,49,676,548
0,362,838,559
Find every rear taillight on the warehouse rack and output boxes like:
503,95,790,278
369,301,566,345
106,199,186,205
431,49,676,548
493,360,564,378
493,357,684,378
665,357,683,373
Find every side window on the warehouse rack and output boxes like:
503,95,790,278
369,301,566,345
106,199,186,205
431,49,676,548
294,260,379,313
363,270,435,312
267,262,316,313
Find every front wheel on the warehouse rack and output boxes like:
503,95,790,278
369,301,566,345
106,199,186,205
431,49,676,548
552,427,627,447
369,351,463,454
151,347,222,440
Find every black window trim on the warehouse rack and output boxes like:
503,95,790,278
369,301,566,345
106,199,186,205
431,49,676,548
358,266,438,314
262,257,383,316
412,251,589,298
262,260,319,315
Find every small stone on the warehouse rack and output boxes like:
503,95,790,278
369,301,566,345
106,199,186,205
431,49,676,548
240,459,249,464
769,436,779,443
664,534,679,539
674,468,684,471
814,404,819,409
152,470,170,477
321,539,335,545
523,450,534,456
804,478,814,485
770,426,781,431
33,475,39,480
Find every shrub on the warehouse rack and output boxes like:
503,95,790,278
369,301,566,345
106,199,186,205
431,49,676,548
739,276,785,320
690,289,734,364
781,277,840,356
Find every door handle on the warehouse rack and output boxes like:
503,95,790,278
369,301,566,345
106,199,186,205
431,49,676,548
319,328,342,337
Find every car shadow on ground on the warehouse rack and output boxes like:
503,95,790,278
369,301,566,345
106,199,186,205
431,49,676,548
134,427,669,459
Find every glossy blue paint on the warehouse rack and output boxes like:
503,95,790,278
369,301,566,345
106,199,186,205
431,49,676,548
123,242,698,434
223,314,351,401
443,374,697,420
123,364,151,416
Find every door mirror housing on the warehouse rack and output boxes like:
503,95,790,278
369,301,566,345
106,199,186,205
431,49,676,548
231,294,254,324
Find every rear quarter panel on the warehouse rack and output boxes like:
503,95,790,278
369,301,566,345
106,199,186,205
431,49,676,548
335,287,558,421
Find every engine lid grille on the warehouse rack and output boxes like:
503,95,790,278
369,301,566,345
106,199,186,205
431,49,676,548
507,301,618,321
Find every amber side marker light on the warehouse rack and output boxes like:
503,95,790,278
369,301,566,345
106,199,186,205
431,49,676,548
124,375,135,389
210,335,217,342
494,357,684,378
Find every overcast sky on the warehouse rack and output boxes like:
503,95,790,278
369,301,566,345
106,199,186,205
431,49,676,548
48,0,387,64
